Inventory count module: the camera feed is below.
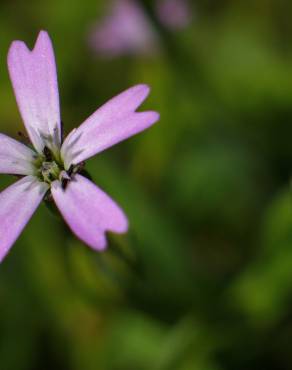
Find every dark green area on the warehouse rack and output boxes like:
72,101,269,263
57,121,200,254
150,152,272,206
1,0,292,369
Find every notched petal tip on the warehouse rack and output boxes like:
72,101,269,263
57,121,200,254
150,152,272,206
99,214,128,251
51,175,129,252
7,30,51,58
61,82,159,166
126,84,151,111
7,30,61,154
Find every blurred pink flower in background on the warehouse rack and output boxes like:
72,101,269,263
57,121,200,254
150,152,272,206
88,0,192,58
88,0,159,57
156,0,192,30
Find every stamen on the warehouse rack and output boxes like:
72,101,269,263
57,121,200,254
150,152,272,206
33,146,85,187
41,161,61,183
43,146,52,161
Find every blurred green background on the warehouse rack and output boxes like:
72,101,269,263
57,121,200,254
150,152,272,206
1,0,292,369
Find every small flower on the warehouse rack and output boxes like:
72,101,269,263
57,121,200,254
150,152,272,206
0,31,159,262
88,0,193,58
88,0,159,57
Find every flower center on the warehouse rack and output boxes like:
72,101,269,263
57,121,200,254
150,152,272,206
34,146,65,185
40,161,61,183
33,146,84,189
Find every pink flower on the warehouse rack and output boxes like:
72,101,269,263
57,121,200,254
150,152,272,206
156,0,192,30
0,31,159,262
88,0,159,57
88,0,192,58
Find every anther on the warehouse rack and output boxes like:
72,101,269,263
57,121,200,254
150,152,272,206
43,146,52,161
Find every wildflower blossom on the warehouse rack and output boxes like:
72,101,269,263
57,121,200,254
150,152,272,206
88,0,192,58
88,0,159,57
0,31,159,262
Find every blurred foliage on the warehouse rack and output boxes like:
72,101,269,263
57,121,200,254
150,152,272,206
0,0,292,369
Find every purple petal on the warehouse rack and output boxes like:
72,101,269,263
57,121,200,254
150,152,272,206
0,176,48,262
51,174,128,250
61,84,159,168
0,133,36,175
7,31,61,154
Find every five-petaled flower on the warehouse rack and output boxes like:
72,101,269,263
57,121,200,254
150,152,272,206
0,30,159,262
